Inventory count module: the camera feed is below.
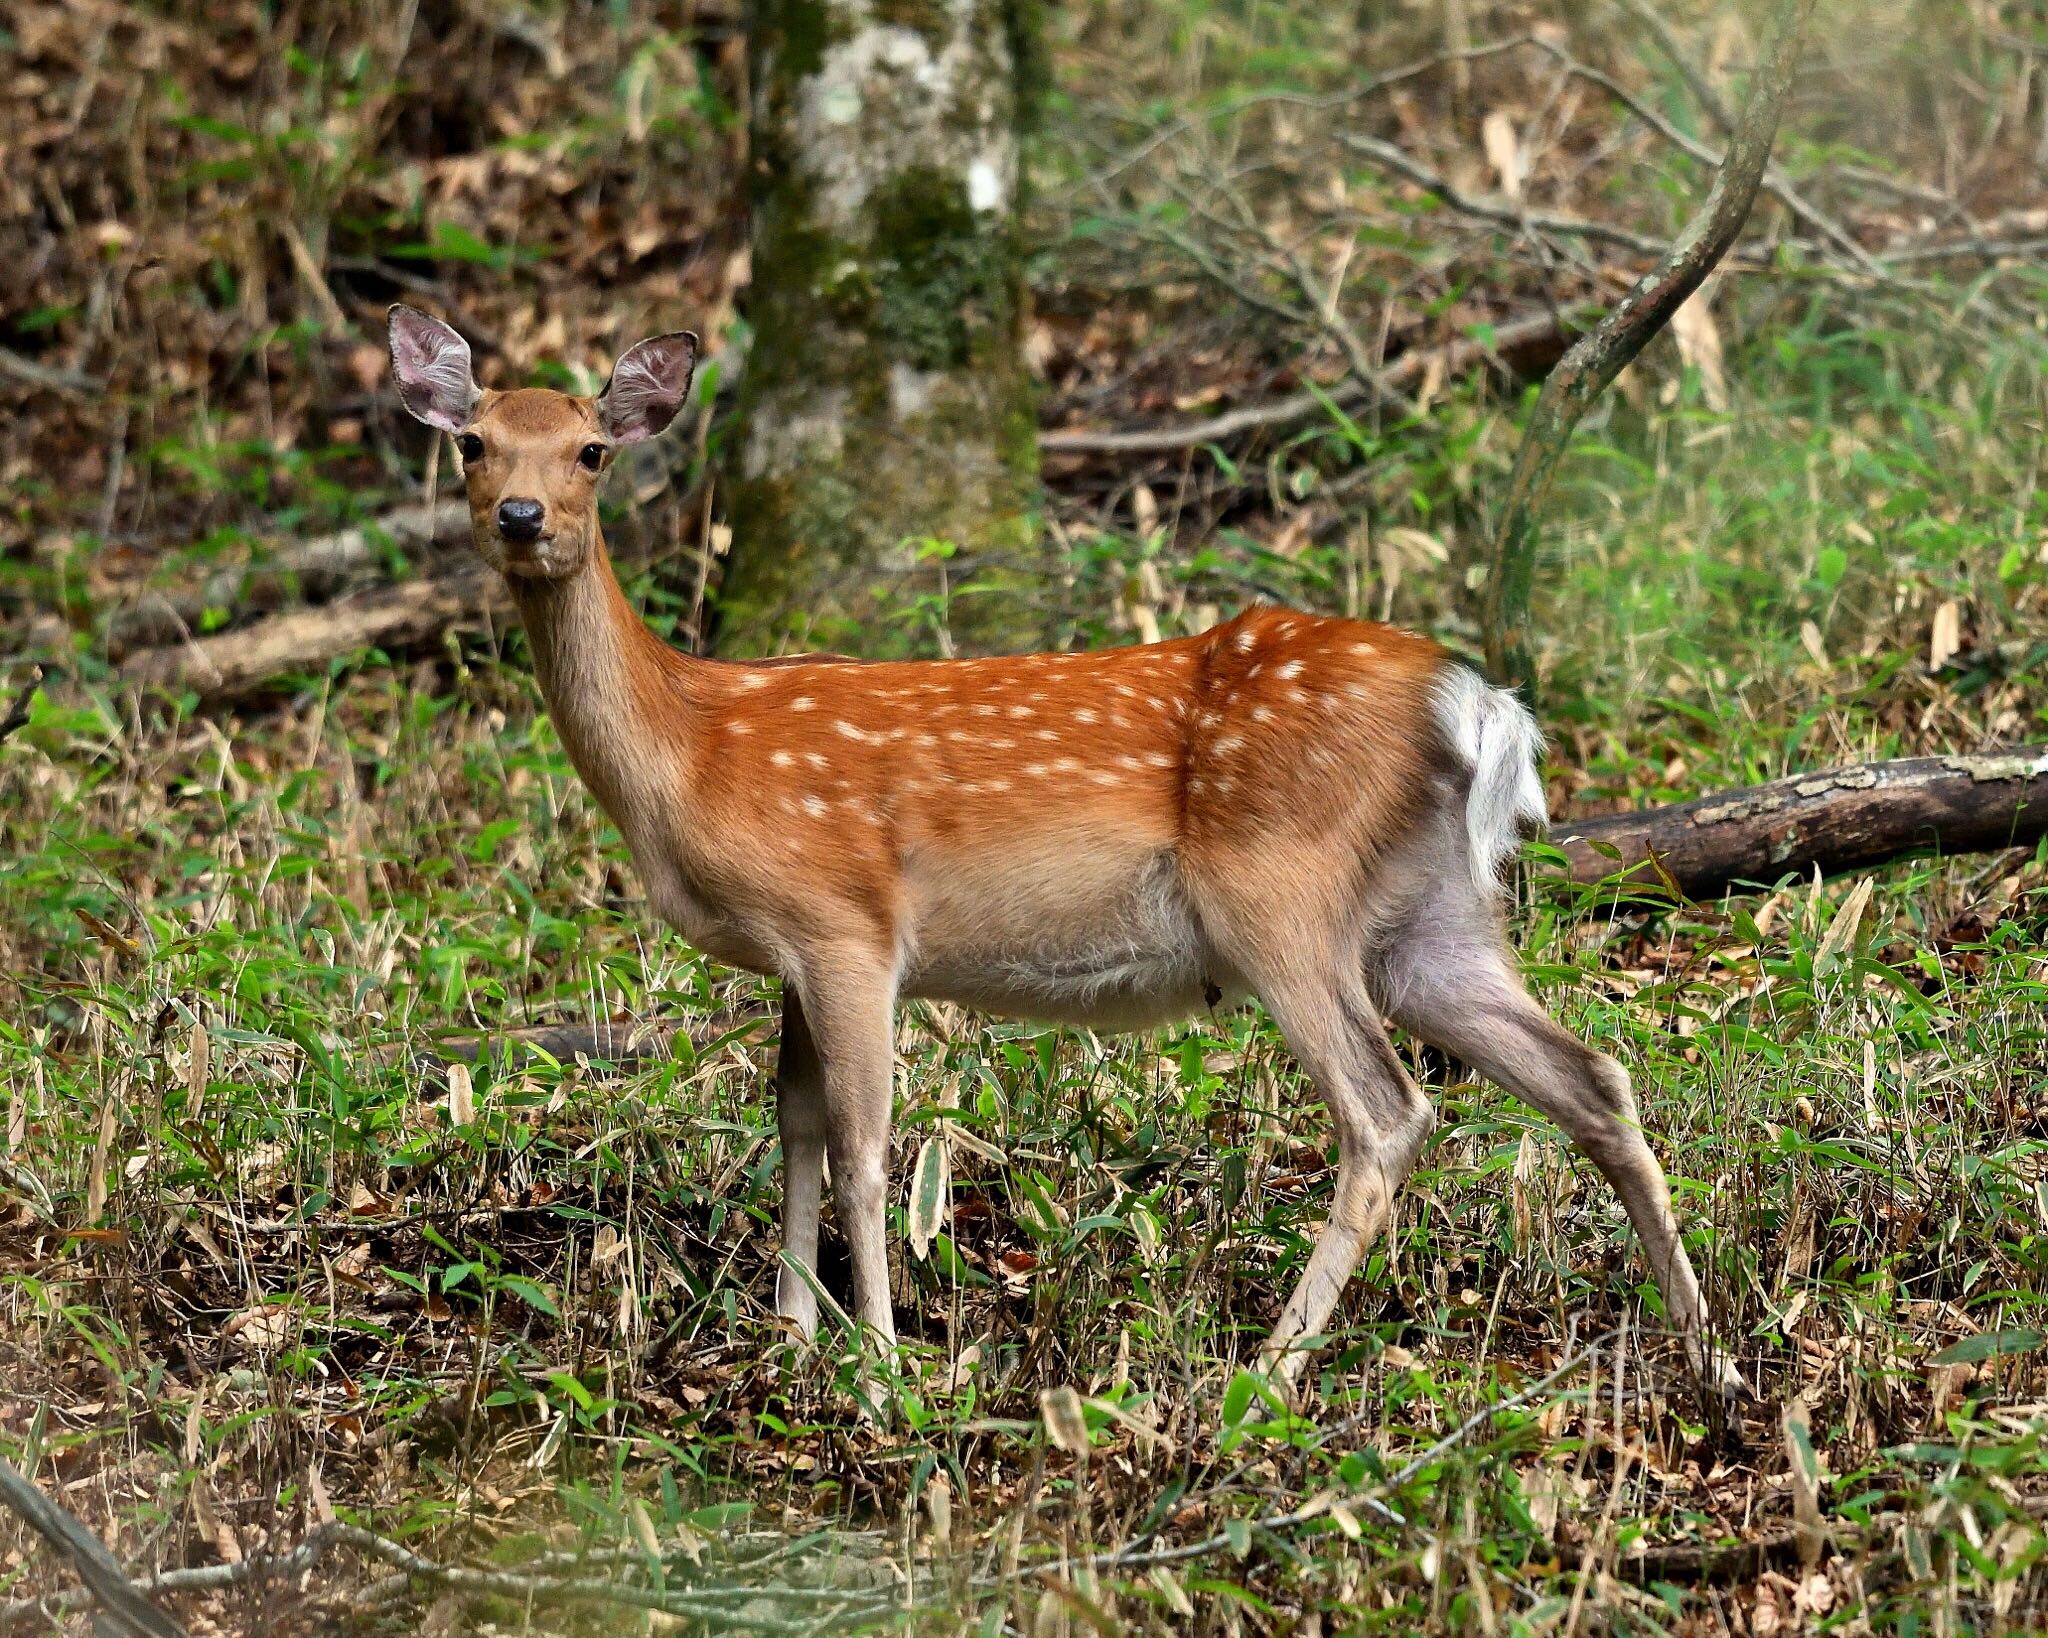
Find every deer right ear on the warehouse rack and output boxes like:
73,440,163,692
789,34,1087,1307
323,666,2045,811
388,305,481,433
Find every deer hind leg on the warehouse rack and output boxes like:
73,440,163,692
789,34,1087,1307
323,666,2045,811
1372,886,1744,1400
1251,966,1435,1385
771,989,827,1338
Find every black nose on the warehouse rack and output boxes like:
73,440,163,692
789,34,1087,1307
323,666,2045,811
497,497,545,543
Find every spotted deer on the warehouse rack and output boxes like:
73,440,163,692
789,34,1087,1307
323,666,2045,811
387,305,1741,1399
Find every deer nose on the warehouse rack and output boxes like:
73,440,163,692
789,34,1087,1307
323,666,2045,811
497,497,546,543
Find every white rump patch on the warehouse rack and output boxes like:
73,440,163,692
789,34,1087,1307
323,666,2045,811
1432,665,1548,897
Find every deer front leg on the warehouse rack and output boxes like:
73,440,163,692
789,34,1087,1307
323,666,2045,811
772,989,826,1337
794,952,900,1347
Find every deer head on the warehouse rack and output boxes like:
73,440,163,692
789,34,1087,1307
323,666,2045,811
387,305,697,581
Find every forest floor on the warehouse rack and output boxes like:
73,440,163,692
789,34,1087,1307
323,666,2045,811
5,2,2048,1633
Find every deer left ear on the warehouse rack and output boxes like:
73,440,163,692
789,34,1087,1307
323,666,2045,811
597,331,699,445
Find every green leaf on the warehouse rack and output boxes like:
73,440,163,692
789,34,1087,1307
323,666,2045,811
500,1276,559,1319
908,1132,948,1260
1930,1328,2043,1365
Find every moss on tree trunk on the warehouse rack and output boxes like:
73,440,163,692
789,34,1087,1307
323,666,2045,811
716,0,1046,657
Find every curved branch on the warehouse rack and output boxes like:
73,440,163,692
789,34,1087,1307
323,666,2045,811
1479,0,1815,694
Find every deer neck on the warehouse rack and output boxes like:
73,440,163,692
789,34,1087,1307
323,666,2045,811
507,530,697,836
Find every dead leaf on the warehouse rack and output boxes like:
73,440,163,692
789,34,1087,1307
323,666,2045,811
186,1022,209,1125
1799,621,1829,669
446,1063,476,1128
1815,877,1874,968
307,1462,335,1525
1481,110,1524,201
1670,285,1728,412
1040,1385,1091,1458
223,1302,294,1356
1781,1396,1829,1570
1929,599,1961,670
1131,483,1159,538
85,1098,117,1225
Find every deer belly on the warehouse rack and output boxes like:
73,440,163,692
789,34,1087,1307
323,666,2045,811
901,848,1217,1030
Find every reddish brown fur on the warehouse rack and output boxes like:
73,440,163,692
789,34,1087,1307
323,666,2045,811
385,307,1741,1401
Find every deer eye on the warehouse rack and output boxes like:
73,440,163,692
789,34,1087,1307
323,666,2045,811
579,443,607,472
456,433,484,463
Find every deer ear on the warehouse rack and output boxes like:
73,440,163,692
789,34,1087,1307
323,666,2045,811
388,305,480,433
598,332,698,444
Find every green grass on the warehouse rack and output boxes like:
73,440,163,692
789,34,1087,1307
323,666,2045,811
6,311,2048,1632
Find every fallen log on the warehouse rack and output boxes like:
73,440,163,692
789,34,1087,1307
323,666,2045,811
106,499,470,659
118,564,510,703
1555,747,2048,900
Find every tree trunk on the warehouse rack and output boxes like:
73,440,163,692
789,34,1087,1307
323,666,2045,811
717,0,1045,657
1555,748,2048,900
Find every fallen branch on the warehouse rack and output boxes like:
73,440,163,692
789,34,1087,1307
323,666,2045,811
106,500,471,659
1041,308,1568,455
1555,747,2048,900
0,1514,897,1634
0,1459,187,1637
1480,0,1814,692
394,1019,693,1072
118,564,510,703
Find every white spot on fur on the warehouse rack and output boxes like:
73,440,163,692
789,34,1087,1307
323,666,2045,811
1074,708,1097,725
805,752,829,769
791,696,816,712
1275,660,1304,681
1008,704,1033,719
1212,735,1243,756
802,795,829,818
737,673,768,690
835,720,870,741
771,750,794,767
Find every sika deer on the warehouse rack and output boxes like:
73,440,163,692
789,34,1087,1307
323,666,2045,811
387,305,1742,1399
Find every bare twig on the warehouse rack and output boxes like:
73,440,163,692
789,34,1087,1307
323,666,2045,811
0,1516,900,1634
1060,1329,1624,1578
106,500,472,659
0,666,43,745
1042,309,1569,456
1339,133,1678,261
0,347,100,395
1480,0,1815,692
1613,0,1737,137
0,1459,187,1637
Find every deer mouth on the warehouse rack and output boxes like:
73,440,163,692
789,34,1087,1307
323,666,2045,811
497,535,562,575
